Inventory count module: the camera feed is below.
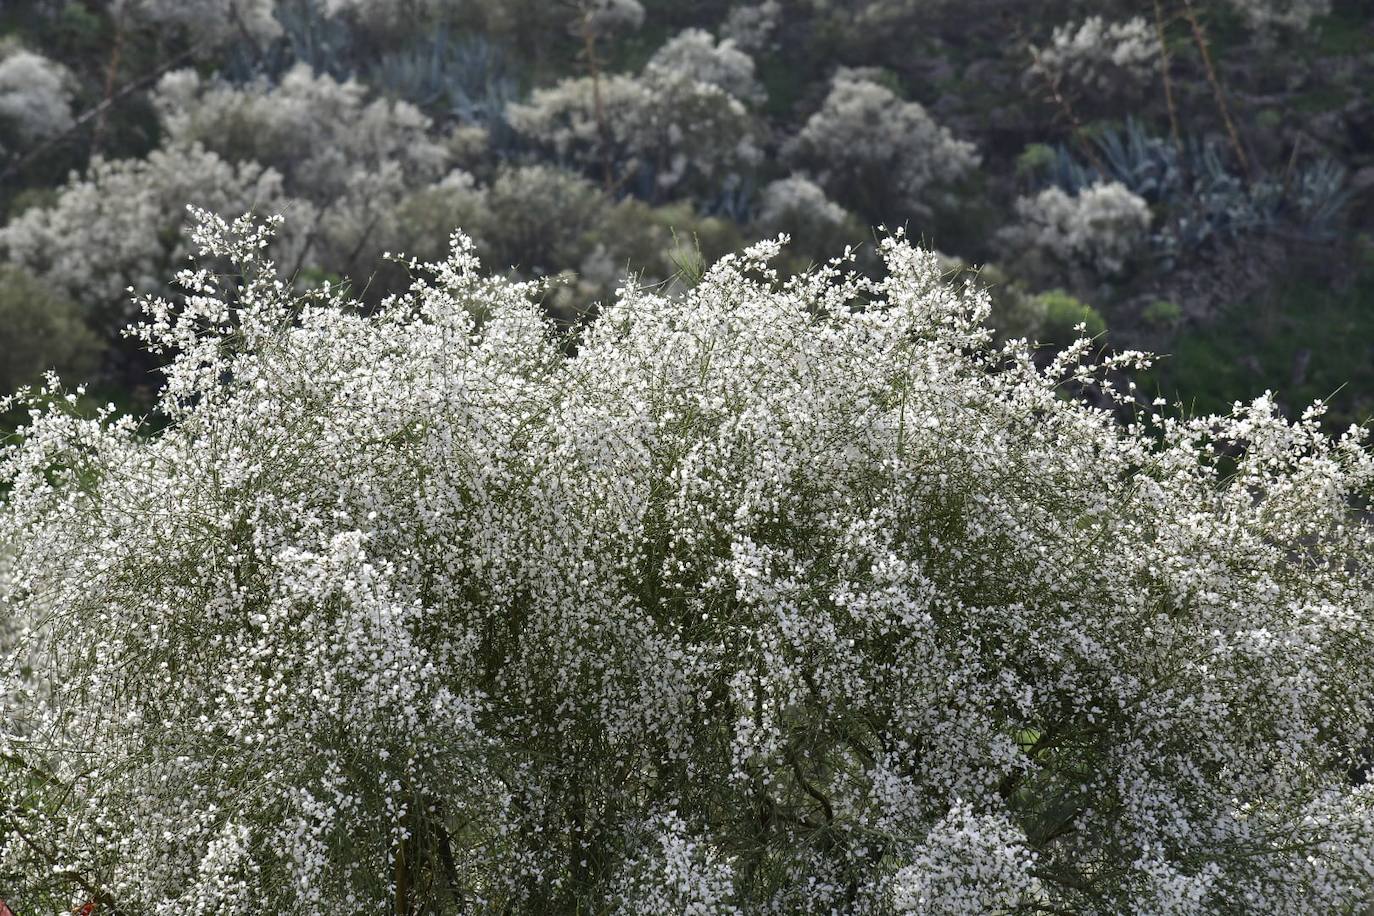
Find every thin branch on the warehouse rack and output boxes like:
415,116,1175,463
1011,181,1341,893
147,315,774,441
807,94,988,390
1025,42,1108,174
1152,0,1183,153
786,748,835,826
1179,0,1251,179
3,816,125,915
90,6,128,158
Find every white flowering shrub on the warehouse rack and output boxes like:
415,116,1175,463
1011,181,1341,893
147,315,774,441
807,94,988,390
1222,0,1331,30
753,174,866,267
1028,16,1161,102
321,0,448,28
507,30,761,198
609,812,740,914
784,70,979,219
721,0,782,53
644,28,764,106
1004,180,1153,277
0,45,75,157
0,146,292,319
152,64,452,281
111,0,282,48
756,175,849,231
579,0,647,37
506,73,647,177
153,65,449,204
2,212,1373,912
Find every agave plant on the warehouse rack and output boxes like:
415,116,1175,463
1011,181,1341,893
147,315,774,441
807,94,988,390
1035,118,1351,265
368,29,517,129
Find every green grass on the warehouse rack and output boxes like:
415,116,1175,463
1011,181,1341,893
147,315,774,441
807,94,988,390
1143,261,1374,430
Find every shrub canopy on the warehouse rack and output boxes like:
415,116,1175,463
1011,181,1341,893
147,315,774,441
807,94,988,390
2,212,1373,913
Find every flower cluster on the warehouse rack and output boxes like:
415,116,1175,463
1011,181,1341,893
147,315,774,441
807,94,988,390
1,212,1372,913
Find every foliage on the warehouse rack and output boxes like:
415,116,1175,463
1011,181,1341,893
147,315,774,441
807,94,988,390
1035,288,1107,342
2,213,1373,912
1221,0,1332,31
752,174,866,268
0,265,100,393
0,0,1367,419
1144,262,1374,430
152,64,450,202
367,30,517,130
111,0,283,50
1142,298,1183,329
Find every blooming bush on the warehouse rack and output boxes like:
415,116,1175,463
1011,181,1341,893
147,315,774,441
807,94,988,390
644,28,764,106
1028,16,1161,103
783,69,979,220
752,174,865,269
0,44,74,157
111,0,282,49
1003,180,1153,277
152,65,450,203
507,29,762,199
1222,0,1331,31
2,212,1373,913
0,146,292,319
721,1,782,53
